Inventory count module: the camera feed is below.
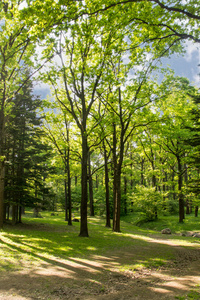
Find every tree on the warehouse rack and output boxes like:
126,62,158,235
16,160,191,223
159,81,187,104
3,75,55,224
184,94,200,215
155,76,196,222
43,13,127,236
0,1,53,228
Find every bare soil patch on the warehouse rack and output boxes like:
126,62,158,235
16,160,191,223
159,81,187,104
0,236,200,300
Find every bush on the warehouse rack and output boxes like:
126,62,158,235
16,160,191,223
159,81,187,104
131,186,163,221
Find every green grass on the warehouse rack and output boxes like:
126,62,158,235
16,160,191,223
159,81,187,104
121,212,200,234
0,210,200,275
1,210,200,300
175,288,200,300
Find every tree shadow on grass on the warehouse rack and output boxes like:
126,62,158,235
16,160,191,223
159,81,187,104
1,225,200,299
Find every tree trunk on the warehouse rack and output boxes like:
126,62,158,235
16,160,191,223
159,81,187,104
0,108,5,228
124,176,127,215
112,119,124,233
113,168,121,232
177,158,185,223
88,151,94,216
66,125,72,226
79,132,89,237
186,199,190,214
12,205,17,225
0,160,5,228
103,140,111,228
64,162,68,221
64,177,68,221
195,206,198,217
112,122,118,231
18,205,22,223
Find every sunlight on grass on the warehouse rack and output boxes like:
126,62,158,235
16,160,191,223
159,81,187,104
87,246,97,251
1,211,200,275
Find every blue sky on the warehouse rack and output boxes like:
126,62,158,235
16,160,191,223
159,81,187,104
162,41,200,87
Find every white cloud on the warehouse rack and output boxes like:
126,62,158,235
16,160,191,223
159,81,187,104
192,73,200,88
184,41,199,62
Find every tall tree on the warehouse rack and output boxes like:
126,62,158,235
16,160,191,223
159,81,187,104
44,14,126,236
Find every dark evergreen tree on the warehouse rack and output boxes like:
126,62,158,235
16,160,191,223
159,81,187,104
4,75,55,223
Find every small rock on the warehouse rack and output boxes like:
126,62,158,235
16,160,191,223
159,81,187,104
161,228,171,234
192,233,200,238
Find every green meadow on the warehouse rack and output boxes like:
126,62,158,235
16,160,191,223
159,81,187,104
0,211,200,299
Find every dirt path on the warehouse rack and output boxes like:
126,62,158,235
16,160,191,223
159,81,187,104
0,240,200,300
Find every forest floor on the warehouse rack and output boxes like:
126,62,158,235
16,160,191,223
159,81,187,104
1,216,200,300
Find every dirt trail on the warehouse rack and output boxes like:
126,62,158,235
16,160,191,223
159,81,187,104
0,241,200,300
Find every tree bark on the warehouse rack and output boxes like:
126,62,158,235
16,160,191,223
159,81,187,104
124,176,127,215
103,140,111,227
64,150,68,222
0,108,5,229
64,176,68,221
88,151,94,216
79,132,89,237
195,206,198,217
177,158,185,223
66,125,72,226
113,168,121,232
0,160,5,229
112,120,124,232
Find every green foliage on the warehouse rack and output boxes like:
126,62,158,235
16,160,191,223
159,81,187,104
131,186,163,221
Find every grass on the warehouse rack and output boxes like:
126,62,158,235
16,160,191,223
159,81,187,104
0,209,200,274
1,210,200,299
121,212,200,234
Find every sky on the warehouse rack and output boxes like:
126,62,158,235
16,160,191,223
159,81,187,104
161,41,200,87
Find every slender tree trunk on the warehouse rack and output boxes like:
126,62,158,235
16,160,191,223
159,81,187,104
64,151,68,222
64,176,68,221
88,151,94,216
0,160,5,228
18,206,22,223
103,140,111,227
12,205,17,225
66,124,72,226
195,206,198,217
0,108,5,229
124,176,127,215
186,199,190,214
113,167,121,232
112,122,124,232
177,158,185,223
151,160,158,219
112,123,118,231
130,148,133,189
79,132,89,237
64,173,68,221
75,176,78,186
171,170,176,202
